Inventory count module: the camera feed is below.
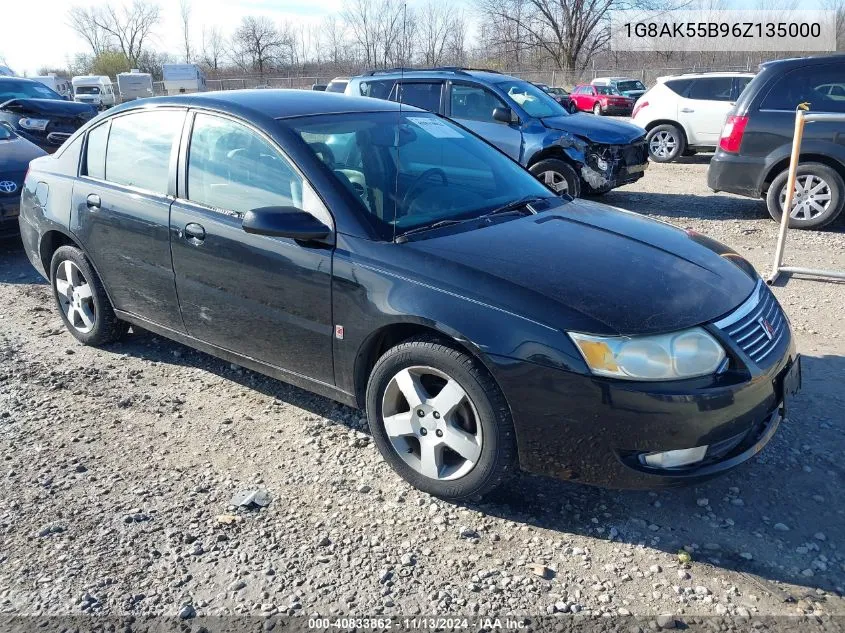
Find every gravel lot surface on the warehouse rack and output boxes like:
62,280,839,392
1,157,843,625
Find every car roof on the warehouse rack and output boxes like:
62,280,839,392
107,89,413,120
0,76,40,84
656,72,755,82
352,68,521,84
759,52,845,70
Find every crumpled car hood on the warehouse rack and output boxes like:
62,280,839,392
0,98,96,119
541,114,646,145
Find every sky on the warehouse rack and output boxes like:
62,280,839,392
0,0,348,76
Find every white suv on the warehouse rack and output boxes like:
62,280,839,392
632,72,754,162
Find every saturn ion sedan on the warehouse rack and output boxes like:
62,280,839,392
18,91,801,499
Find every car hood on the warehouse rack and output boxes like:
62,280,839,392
0,98,97,119
0,135,47,174
541,114,646,144
406,200,756,336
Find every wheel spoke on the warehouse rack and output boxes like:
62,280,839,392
543,171,555,185
419,441,442,479
63,261,76,286
809,200,827,215
66,306,78,326
78,304,95,328
813,193,831,202
383,411,415,438
430,379,466,419
55,278,72,296
809,180,827,195
75,283,93,300
394,368,427,408
440,425,481,463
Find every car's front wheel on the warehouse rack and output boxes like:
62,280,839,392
766,163,845,229
50,245,128,345
646,124,686,162
529,158,581,198
593,102,602,116
366,338,517,500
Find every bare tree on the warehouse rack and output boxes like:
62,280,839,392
180,0,192,63
417,2,454,66
822,0,845,50
67,6,111,56
320,16,349,67
342,0,411,68
92,1,161,68
200,26,225,73
230,16,284,75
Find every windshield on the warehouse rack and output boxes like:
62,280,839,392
617,80,645,92
76,86,101,94
325,80,348,93
595,86,620,96
0,80,63,101
498,80,567,118
0,125,13,140
284,111,557,241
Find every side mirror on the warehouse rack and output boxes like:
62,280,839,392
242,206,331,241
492,106,515,124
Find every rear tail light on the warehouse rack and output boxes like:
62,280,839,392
632,100,648,119
719,115,749,153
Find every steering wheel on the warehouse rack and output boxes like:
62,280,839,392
309,142,336,168
402,168,448,211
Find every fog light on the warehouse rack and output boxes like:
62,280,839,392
640,446,708,469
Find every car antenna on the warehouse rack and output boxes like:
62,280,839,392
392,2,407,244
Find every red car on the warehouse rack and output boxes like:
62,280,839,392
570,84,635,116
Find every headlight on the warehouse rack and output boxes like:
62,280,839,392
591,154,609,170
568,327,726,381
19,117,50,131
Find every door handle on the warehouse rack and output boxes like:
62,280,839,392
184,222,206,244
681,108,695,113
86,194,101,210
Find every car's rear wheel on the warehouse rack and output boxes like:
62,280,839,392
593,103,602,116
766,163,845,229
646,124,685,162
366,338,517,500
50,245,128,345
529,158,581,198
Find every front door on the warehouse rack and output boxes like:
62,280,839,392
447,82,523,161
70,108,186,331
678,76,735,145
169,112,335,384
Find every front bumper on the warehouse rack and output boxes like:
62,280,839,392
487,328,796,489
0,196,21,238
602,104,634,116
707,150,766,198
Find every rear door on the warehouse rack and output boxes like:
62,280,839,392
168,111,335,383
678,77,735,145
390,80,444,113
70,108,186,331
447,81,523,160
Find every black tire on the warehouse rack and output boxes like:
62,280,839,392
567,101,578,114
529,158,581,198
766,163,845,229
50,245,128,346
646,123,686,162
365,338,517,500
592,102,602,116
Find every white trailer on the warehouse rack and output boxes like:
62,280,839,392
71,75,116,109
162,64,207,94
31,74,73,99
116,70,154,102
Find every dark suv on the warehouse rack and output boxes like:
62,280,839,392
345,68,649,198
708,54,845,229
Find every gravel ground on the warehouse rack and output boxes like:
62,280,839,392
0,157,843,624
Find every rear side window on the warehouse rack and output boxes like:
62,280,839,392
85,122,108,180
393,82,442,112
760,65,845,113
360,80,394,100
663,79,693,96
105,110,183,193
688,77,733,101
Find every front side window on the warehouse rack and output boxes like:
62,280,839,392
688,77,733,101
286,112,556,241
498,80,566,117
85,122,109,180
188,113,304,215
393,82,442,112
760,65,845,112
105,110,183,193
450,84,505,122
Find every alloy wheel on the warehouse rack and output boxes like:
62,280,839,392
538,170,569,194
54,260,96,333
649,131,676,159
781,174,832,221
381,365,482,481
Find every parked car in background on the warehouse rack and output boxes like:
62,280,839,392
708,54,845,229
570,84,635,116
325,77,349,93
116,70,154,101
72,76,117,110
632,72,754,162
31,75,73,100
0,77,97,152
0,122,46,238
346,68,648,197
312,83,328,91
19,90,799,499
162,64,207,95
592,77,647,101
533,82,571,108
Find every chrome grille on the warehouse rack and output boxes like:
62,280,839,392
714,281,787,365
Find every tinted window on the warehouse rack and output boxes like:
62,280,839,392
617,80,646,92
106,110,183,192
664,78,693,96
360,80,394,99
325,79,348,93
394,82,442,112
188,113,303,215
595,86,617,96
688,77,733,101
450,84,505,122
85,122,109,180
760,65,845,113
735,76,753,98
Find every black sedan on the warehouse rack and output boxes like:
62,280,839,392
0,123,46,237
18,91,800,499
0,77,97,153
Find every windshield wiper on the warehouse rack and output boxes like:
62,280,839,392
476,195,547,220
394,219,468,242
